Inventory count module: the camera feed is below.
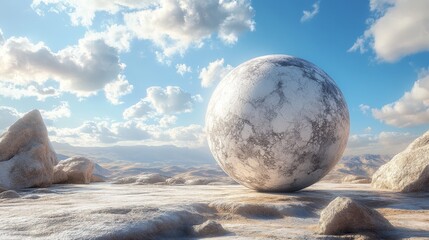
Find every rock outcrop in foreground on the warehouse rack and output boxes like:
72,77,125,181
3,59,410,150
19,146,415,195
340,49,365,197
318,197,393,235
0,110,58,189
53,157,95,184
372,130,429,192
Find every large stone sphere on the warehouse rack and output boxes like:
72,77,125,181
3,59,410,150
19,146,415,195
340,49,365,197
205,55,349,192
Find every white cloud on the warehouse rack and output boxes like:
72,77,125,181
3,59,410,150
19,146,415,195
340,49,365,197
175,63,192,76
124,86,202,119
359,104,370,114
349,0,429,62
49,119,205,147
301,1,320,22
124,0,255,58
104,77,134,105
0,31,128,100
84,24,134,52
0,107,21,131
40,101,71,120
345,131,415,155
0,82,61,101
0,29,4,43
123,99,154,120
31,0,155,26
372,70,429,127
199,58,233,88
146,86,202,114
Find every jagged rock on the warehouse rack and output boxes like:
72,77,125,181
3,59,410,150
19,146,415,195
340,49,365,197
372,131,429,192
166,177,186,185
53,157,95,184
0,110,58,189
0,190,20,199
191,220,227,237
318,197,393,235
113,173,167,185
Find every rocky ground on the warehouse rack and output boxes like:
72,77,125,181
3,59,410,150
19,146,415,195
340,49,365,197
0,182,428,239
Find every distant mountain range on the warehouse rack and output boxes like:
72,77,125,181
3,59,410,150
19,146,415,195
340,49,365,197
52,142,215,167
323,154,392,182
53,142,392,182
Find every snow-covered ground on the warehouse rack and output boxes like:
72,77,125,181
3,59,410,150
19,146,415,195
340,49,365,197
1,183,428,239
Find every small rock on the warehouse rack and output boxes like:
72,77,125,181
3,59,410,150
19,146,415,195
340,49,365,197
192,220,227,237
53,157,95,184
318,197,393,235
372,130,429,192
0,190,20,199
165,177,185,185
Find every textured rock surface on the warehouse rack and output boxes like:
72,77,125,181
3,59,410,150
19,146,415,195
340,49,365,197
0,190,20,199
53,157,95,184
318,197,393,235
192,220,227,237
206,55,349,192
372,131,429,192
0,110,58,189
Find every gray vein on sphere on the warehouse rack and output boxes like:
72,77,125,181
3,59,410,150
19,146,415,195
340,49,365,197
206,55,349,192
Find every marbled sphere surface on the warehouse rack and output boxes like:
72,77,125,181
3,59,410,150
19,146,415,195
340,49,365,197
206,55,349,192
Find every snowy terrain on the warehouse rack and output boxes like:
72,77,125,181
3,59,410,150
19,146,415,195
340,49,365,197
1,183,428,239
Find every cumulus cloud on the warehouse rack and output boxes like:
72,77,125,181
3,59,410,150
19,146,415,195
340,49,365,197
124,0,255,58
345,131,415,155
146,86,202,114
359,104,370,114
0,82,61,101
32,0,255,60
31,0,155,26
176,63,192,76
199,59,233,88
0,31,129,101
124,86,202,120
40,101,71,120
300,1,320,22
104,77,134,105
84,25,134,52
372,70,429,127
49,119,205,147
349,0,429,62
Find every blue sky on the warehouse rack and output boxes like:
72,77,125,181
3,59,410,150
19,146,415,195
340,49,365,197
0,0,428,155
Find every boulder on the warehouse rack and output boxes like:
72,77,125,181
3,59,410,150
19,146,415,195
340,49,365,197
372,130,429,192
191,220,227,237
0,110,58,189
53,157,95,184
318,197,393,235
0,190,20,199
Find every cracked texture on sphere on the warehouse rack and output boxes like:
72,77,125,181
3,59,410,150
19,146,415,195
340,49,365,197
206,55,349,192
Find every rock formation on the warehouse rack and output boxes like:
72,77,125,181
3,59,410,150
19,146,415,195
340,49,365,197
372,130,429,192
191,220,227,237
0,110,58,189
0,190,20,199
318,197,393,235
53,157,95,184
